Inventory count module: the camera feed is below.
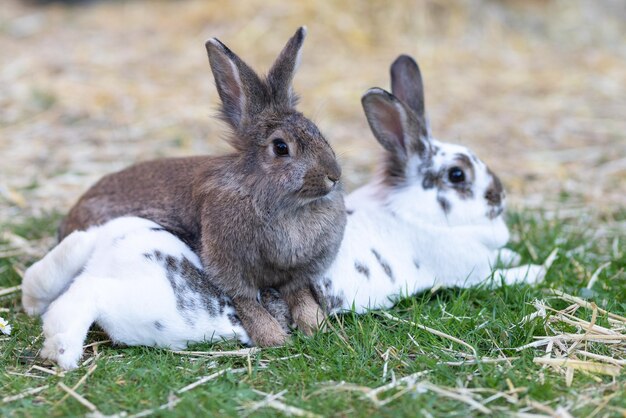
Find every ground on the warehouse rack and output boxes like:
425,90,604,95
0,0,625,417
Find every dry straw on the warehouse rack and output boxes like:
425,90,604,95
516,290,625,387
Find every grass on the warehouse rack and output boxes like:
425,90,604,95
0,210,624,417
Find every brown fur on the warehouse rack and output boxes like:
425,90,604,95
283,286,326,336
59,28,346,346
485,168,505,219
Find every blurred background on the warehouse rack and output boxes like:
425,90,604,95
1,0,625,227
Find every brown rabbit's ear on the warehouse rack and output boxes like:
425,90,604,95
206,38,267,131
267,26,307,107
361,88,429,160
390,55,425,119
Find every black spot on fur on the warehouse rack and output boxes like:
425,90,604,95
485,186,501,207
228,313,243,327
371,249,394,283
150,227,167,232
311,277,345,312
218,297,227,315
112,234,127,244
165,255,180,273
346,209,354,215
143,250,163,262
382,152,407,188
437,196,451,214
163,262,197,326
154,321,164,331
159,254,235,326
354,261,370,280
422,169,440,190
413,259,420,270
485,168,504,207
144,250,165,262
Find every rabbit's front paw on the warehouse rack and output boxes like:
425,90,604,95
291,300,326,336
250,318,290,347
40,333,83,370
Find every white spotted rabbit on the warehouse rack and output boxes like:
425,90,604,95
313,55,553,313
22,217,291,370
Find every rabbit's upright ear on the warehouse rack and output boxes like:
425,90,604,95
361,88,428,160
206,38,266,130
267,26,307,107
390,55,425,119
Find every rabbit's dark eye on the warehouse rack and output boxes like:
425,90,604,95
448,167,465,183
272,139,289,156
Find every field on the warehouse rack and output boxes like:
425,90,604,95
1,0,625,416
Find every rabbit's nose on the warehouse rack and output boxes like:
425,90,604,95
325,175,338,189
326,161,342,183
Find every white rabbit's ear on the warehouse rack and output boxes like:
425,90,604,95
267,26,307,107
205,38,266,131
361,88,428,160
390,55,425,119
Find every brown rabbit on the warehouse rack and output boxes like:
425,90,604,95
58,27,346,347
